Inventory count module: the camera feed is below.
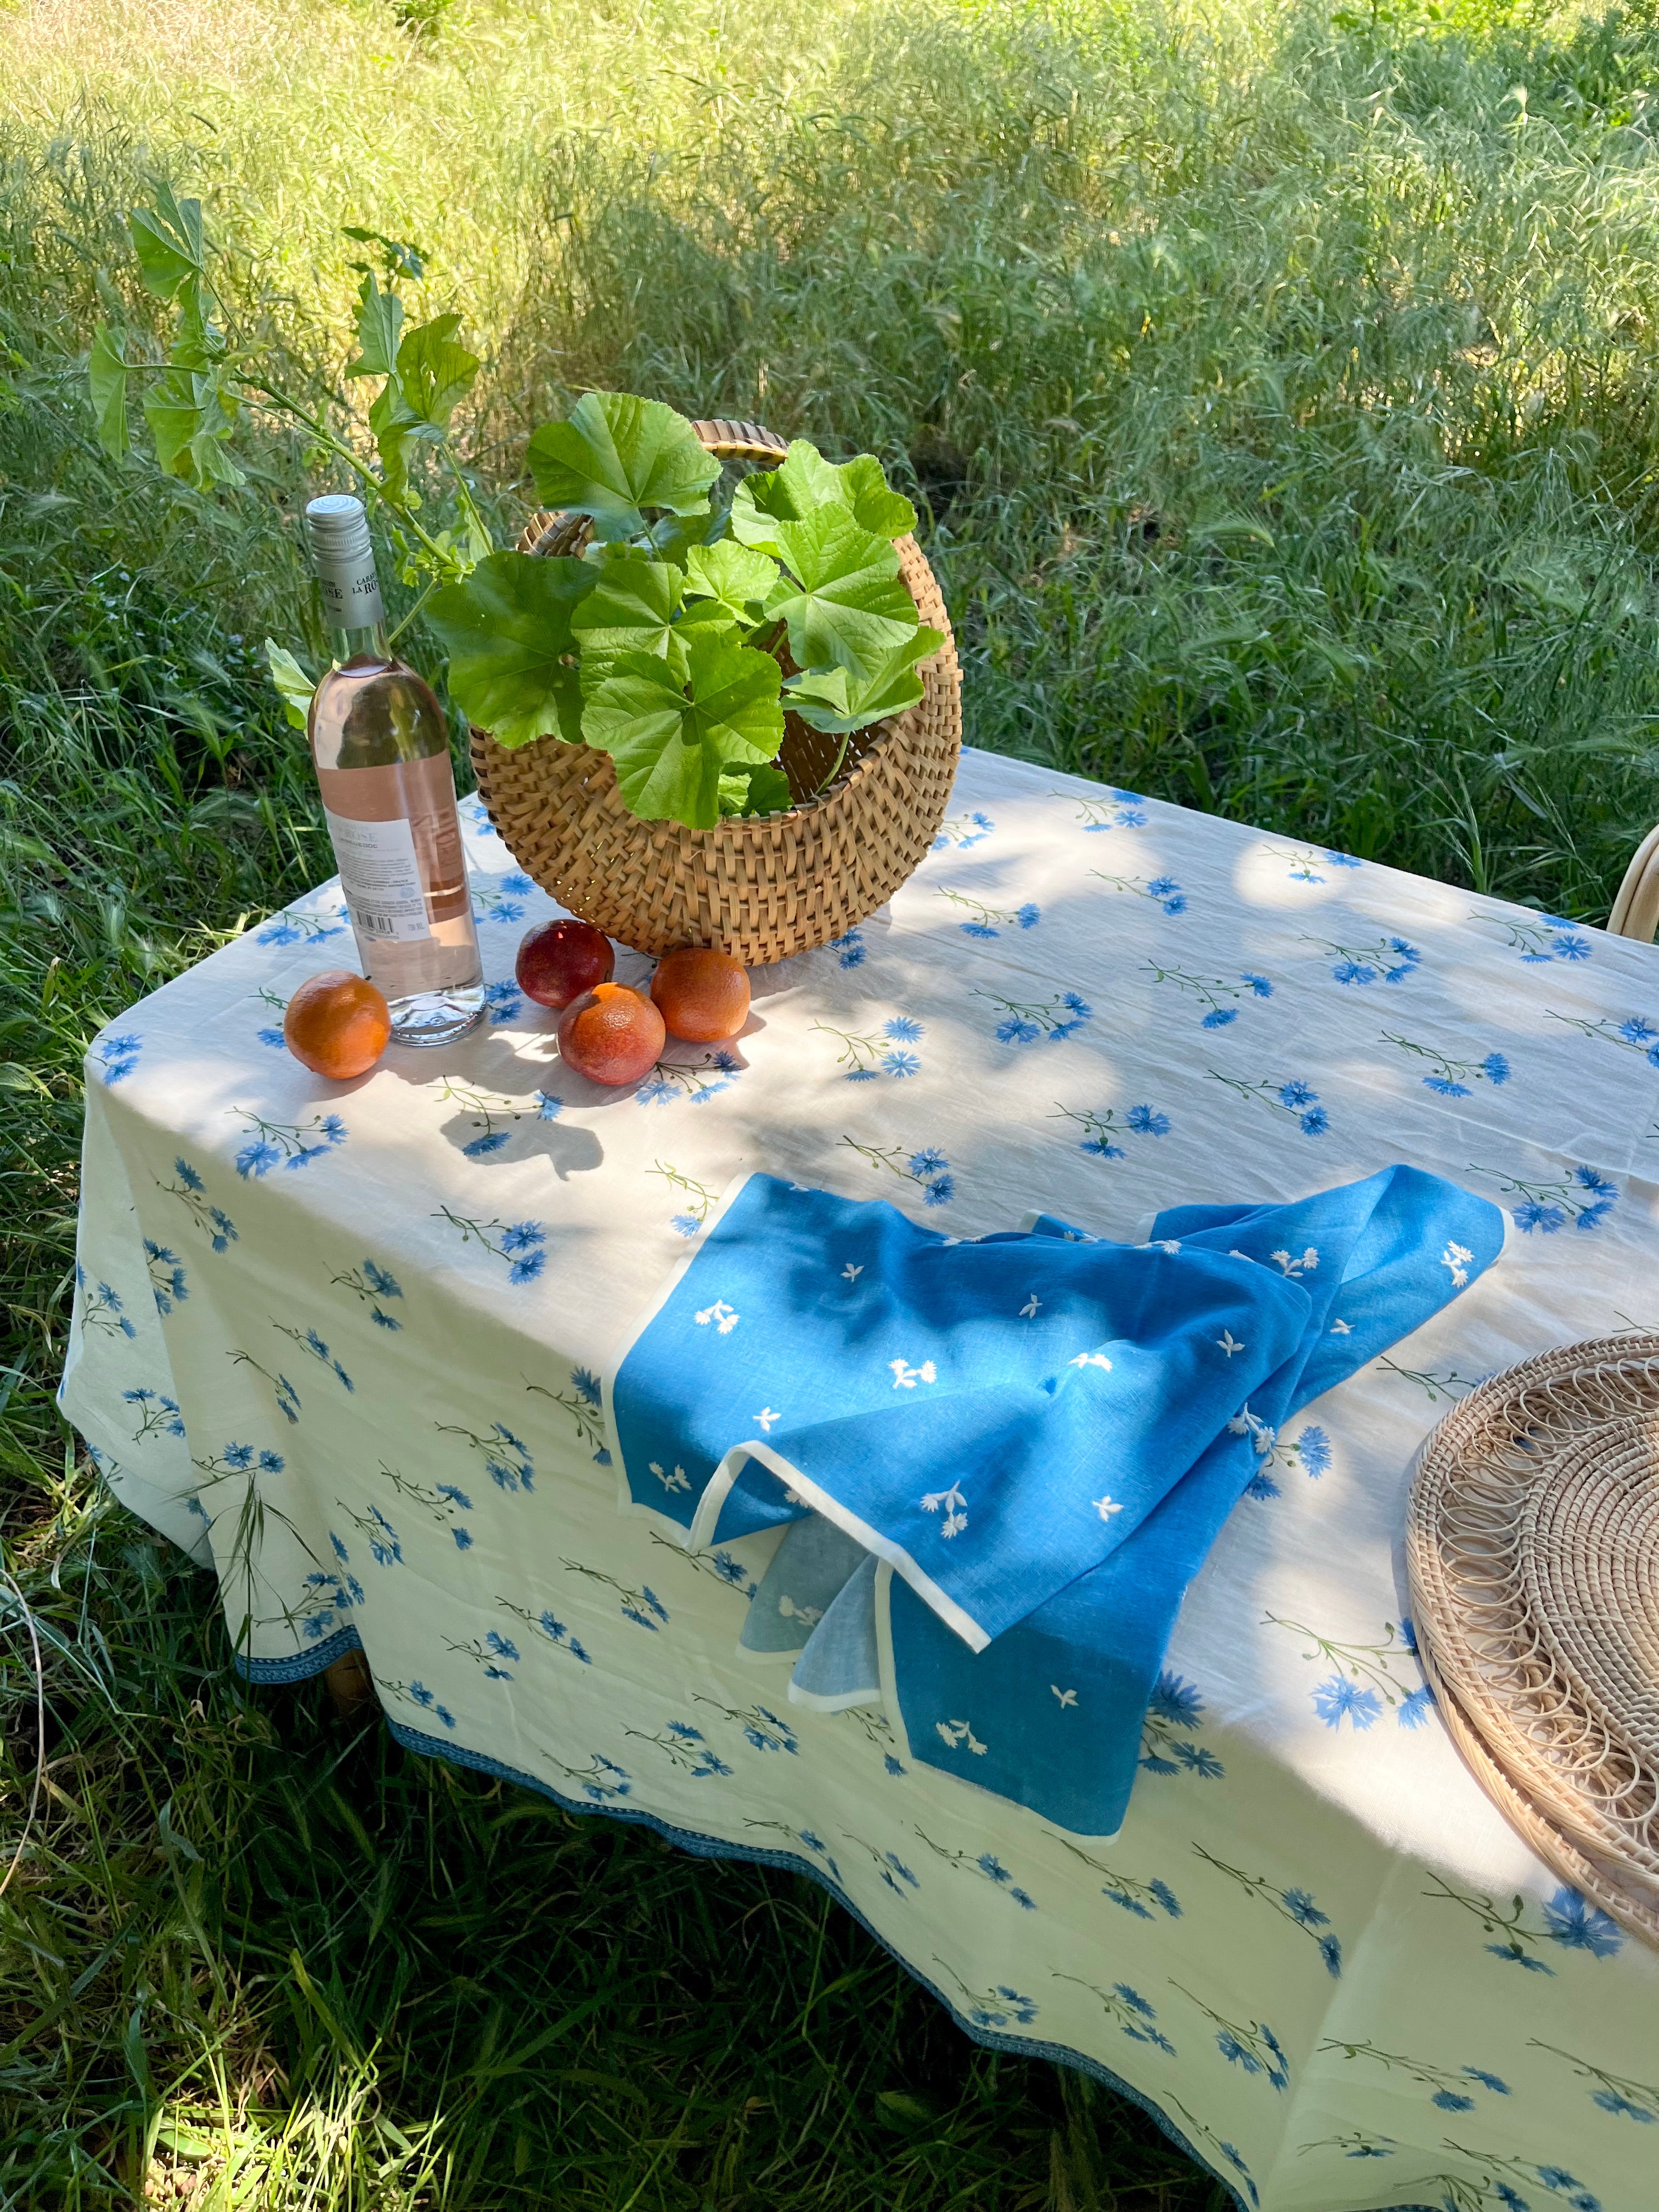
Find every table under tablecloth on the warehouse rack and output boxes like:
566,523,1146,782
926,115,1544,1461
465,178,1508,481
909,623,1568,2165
61,747,1659,2212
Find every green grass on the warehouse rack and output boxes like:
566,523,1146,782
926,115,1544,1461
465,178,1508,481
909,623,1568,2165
7,0,1659,2199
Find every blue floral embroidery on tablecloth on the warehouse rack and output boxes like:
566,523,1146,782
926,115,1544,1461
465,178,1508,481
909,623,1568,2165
1139,1672,1224,1779
93,1030,144,1084
1209,1071,1329,1136
78,1268,137,1339
980,988,1093,1045
433,1207,546,1283
385,1678,456,1730
1266,844,1362,883
473,873,534,923
1146,962,1274,1029
1471,1162,1618,1236
524,1368,610,1464
625,1720,732,1777
447,1629,519,1680
1090,869,1187,914
256,909,347,947
335,1500,402,1567
935,887,1040,937
813,1015,926,1080
438,1419,534,1492
932,810,995,849
1192,1847,1342,1977
143,1242,188,1316
233,1110,347,1178
1496,915,1593,964
840,1135,954,1206
1175,1988,1290,2090
1053,1974,1177,2052
123,1387,185,1442
332,1258,403,1329
157,1160,238,1251
497,1597,592,1665
1383,1032,1510,1097
1544,1009,1659,1068
1527,2036,1658,2122
636,1052,742,1105
1053,1101,1172,1160
650,1161,718,1239
1423,1874,1623,1971
1271,1613,1433,1730
563,1558,669,1631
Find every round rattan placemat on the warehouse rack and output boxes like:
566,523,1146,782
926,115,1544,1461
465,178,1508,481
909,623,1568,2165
1407,1335,1659,1943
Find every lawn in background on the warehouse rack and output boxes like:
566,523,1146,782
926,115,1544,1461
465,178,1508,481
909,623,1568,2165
5,0,1659,2200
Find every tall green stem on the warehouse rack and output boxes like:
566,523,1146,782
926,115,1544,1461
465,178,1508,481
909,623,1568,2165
238,378,454,570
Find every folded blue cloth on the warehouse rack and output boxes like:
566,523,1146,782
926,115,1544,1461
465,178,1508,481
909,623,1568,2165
616,1174,1312,1648
612,1165,1504,1832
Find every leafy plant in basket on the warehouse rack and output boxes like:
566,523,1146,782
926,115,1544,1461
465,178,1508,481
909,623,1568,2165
85,184,941,831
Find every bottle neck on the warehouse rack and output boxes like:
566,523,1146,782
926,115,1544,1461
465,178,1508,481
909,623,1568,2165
329,617,393,665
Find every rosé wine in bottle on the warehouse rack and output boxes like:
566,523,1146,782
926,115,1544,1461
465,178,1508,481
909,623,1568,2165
304,494,484,1047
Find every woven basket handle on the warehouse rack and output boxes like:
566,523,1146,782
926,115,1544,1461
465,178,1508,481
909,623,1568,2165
518,415,789,557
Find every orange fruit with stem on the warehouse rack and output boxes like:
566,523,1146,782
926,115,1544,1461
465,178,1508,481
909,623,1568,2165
650,947,750,1042
283,970,391,1080
557,981,666,1086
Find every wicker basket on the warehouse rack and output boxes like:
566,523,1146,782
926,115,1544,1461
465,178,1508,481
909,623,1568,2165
468,418,962,965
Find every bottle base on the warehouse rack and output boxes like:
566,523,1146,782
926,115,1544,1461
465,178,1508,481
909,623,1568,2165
387,984,487,1049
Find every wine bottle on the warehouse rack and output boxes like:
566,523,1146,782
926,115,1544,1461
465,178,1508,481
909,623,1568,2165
304,494,485,1047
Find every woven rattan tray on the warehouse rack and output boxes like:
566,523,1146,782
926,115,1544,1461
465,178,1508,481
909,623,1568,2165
469,417,962,965
1407,1336,1659,1944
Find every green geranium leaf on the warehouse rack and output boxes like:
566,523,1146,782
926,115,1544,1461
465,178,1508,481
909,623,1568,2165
130,183,205,303
143,364,244,488
167,286,228,373
673,598,747,649
582,634,783,828
718,759,793,817
683,539,779,622
264,640,315,732
765,505,919,681
88,324,128,458
427,550,596,748
833,453,917,539
367,379,417,503
527,392,720,543
397,313,479,437
345,271,404,380
572,557,687,689
646,507,726,565
784,624,944,733
730,439,916,552
365,313,480,499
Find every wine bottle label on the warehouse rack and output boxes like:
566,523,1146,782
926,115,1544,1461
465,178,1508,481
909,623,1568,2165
324,810,433,944
314,551,386,629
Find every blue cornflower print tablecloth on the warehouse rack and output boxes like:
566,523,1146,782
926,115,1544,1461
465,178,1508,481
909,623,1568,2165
61,748,1659,2212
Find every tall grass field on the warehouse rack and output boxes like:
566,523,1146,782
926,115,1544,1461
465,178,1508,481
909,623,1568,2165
6,0,1659,2200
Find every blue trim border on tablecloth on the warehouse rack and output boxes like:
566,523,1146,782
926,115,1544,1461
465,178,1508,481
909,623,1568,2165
233,1637,1439,2212
235,1621,364,1682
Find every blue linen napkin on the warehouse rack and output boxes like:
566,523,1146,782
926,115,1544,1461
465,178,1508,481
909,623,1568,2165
613,1173,1314,1650
878,1164,1505,1831
611,1165,1504,1832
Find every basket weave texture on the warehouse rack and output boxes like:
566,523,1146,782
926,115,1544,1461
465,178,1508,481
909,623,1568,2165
1407,1335,1659,1945
469,417,963,964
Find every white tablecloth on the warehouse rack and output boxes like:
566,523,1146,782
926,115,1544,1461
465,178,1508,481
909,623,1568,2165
61,748,1659,2212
